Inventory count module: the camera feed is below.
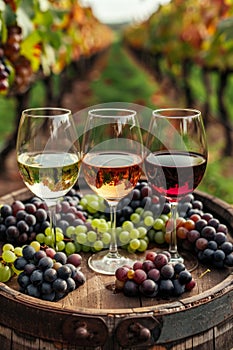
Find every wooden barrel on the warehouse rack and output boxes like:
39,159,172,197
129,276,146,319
0,188,233,350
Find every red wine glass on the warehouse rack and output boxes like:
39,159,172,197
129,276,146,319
145,108,208,266
81,108,144,275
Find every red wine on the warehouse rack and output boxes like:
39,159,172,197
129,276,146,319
145,151,207,201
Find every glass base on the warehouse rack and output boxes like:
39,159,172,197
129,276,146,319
169,251,184,265
88,249,138,275
170,250,198,272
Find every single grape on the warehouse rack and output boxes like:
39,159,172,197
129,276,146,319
66,253,82,267
2,250,16,263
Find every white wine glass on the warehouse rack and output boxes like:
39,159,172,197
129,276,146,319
81,108,144,275
145,108,208,266
16,107,81,249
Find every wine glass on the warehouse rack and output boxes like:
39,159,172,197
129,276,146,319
16,107,81,249
145,108,208,265
81,108,144,275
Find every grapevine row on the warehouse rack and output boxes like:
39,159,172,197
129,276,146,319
123,0,233,156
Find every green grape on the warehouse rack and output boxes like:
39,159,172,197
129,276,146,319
154,230,166,244
44,227,53,236
93,240,104,251
87,230,97,243
91,218,101,229
65,242,76,255
160,214,169,223
2,250,16,263
79,197,88,209
135,207,144,215
75,225,88,234
143,216,154,227
36,233,45,244
122,220,134,232
55,230,64,242
129,228,140,239
119,230,130,244
30,241,40,252
98,221,109,233
130,213,141,224
129,238,140,250
44,235,53,246
14,247,23,257
87,201,99,214
153,218,165,231
66,225,75,237
142,210,154,218
56,240,66,251
76,232,87,245
0,265,12,282
137,239,148,252
138,226,147,238
102,232,111,245
82,244,91,252
74,242,82,252
3,243,15,252
147,229,155,241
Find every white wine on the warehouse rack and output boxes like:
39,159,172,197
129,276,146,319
18,152,80,200
82,151,142,201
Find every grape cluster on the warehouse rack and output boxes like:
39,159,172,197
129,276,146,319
0,182,232,270
176,195,233,268
0,49,11,93
115,251,195,298
14,245,85,301
0,193,86,247
0,241,40,282
0,23,34,94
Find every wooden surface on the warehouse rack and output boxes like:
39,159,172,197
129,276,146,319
0,188,233,349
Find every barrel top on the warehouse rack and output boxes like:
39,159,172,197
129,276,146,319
1,188,233,316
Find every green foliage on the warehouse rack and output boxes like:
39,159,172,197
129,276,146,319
89,40,157,107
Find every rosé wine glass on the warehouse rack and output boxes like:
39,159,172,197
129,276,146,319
81,108,144,275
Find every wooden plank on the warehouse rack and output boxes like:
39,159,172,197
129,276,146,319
11,329,40,350
214,315,233,350
0,324,12,350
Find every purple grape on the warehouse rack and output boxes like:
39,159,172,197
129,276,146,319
139,279,158,297
178,270,192,285
123,280,139,297
160,264,174,279
201,226,216,240
147,268,160,282
221,242,233,255
159,279,174,296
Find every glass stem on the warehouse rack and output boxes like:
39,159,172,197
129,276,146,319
108,202,119,258
48,202,57,251
169,202,178,257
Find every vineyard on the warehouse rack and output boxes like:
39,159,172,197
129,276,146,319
0,0,113,168
123,0,233,156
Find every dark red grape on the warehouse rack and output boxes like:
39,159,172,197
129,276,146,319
139,279,158,297
178,270,192,285
66,253,82,267
160,264,174,279
133,269,147,284
115,266,130,282
154,253,168,269
159,279,174,296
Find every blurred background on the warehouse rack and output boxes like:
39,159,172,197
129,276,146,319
0,0,232,203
